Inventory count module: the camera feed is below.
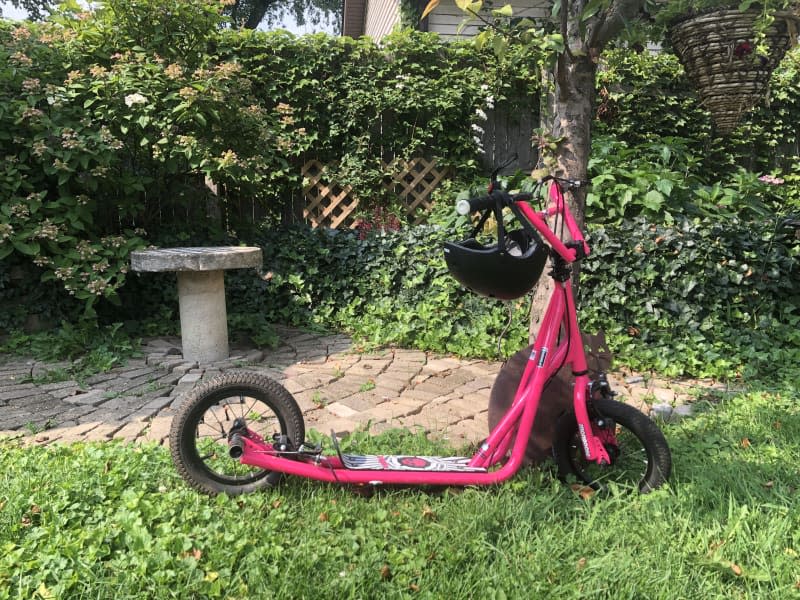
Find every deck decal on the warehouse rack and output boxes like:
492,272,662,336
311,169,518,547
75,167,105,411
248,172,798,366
341,454,487,472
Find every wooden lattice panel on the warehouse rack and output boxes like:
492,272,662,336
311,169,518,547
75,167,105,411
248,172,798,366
302,160,359,229
301,158,450,228
387,157,450,224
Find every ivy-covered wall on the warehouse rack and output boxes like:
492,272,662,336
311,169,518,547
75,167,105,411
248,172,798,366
0,0,539,313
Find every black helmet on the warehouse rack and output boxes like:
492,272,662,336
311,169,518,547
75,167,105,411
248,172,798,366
444,229,548,300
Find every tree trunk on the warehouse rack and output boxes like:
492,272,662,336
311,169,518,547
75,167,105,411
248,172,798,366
528,0,645,341
230,0,275,29
528,51,597,342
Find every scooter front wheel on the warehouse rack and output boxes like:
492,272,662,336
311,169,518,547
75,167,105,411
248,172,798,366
169,371,305,496
552,399,671,493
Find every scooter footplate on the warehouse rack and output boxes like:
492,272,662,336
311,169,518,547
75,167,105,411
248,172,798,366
340,454,486,472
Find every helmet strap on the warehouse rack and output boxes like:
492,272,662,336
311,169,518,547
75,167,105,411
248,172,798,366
493,202,507,253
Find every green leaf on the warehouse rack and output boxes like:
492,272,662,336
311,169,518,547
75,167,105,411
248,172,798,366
580,0,606,21
492,35,508,58
492,4,513,17
642,190,664,212
546,34,565,54
474,30,490,50
455,0,481,14
11,239,40,255
655,179,674,196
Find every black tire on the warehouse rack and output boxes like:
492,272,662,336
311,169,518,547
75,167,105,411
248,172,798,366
552,399,671,493
169,371,305,496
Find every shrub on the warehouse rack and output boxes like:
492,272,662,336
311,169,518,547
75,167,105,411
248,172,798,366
580,216,800,377
0,3,539,320
218,210,800,379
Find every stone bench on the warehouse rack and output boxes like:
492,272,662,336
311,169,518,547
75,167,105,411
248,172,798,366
131,247,262,363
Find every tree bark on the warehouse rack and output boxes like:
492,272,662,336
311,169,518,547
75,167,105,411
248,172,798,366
528,50,597,342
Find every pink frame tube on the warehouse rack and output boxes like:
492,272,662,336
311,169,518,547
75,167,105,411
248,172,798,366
234,182,610,485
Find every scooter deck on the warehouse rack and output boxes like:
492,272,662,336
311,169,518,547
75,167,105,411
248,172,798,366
340,454,486,472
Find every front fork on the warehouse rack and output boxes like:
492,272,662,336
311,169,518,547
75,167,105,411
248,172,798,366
573,373,617,466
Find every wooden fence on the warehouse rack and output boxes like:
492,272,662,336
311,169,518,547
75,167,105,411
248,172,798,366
302,157,450,229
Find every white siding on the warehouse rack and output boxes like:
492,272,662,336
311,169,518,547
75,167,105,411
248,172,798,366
364,0,401,39
428,0,551,41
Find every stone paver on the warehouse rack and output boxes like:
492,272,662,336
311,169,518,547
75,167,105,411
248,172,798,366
0,326,717,450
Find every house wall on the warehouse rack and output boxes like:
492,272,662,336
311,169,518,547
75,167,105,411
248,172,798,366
364,0,401,40
427,0,550,40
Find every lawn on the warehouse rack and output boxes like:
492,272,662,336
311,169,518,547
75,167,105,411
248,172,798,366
1,383,799,599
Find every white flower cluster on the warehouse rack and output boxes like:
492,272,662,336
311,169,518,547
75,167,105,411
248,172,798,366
124,93,147,107
472,85,495,155
0,223,12,240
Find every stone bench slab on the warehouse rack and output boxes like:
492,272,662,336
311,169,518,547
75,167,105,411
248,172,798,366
131,247,261,273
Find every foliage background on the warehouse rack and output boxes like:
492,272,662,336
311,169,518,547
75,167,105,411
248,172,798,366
0,1,538,312
1,2,799,379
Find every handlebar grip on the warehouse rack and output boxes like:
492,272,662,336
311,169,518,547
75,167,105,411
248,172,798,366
456,195,494,215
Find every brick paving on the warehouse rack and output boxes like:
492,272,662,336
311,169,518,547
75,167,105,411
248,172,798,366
0,325,730,448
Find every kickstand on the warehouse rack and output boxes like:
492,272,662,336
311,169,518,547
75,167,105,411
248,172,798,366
330,430,346,466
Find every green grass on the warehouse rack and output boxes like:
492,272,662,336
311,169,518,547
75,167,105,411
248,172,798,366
1,384,799,599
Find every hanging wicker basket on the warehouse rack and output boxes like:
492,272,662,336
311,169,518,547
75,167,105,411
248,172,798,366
668,8,800,134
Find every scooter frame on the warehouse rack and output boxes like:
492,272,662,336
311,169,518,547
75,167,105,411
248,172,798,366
227,179,614,487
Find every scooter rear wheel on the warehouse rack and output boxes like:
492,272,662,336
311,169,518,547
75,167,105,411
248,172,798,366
169,371,305,496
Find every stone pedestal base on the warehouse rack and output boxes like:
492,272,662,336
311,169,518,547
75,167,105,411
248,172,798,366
177,270,228,363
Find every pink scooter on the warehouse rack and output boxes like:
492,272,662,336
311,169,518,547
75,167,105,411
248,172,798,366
169,175,672,495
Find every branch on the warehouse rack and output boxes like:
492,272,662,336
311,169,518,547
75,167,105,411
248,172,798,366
244,0,273,29
587,0,646,48
562,0,575,60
